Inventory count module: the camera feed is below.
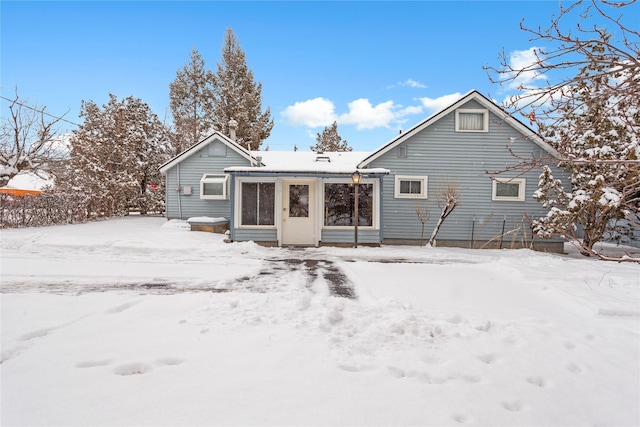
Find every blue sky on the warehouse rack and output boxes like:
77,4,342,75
1,1,631,151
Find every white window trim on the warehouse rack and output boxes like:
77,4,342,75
455,108,489,133
200,174,229,200
492,178,526,201
322,178,379,230
234,177,278,229
394,175,428,199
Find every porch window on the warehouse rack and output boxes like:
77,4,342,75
456,109,488,132
492,178,526,201
324,182,373,227
200,174,229,200
241,182,275,225
395,175,428,198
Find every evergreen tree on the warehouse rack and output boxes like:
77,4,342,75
169,47,215,155
532,45,639,255
63,94,171,216
211,28,273,150
311,121,352,152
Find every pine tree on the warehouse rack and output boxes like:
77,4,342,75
211,28,273,150
311,121,352,152
532,44,639,255
63,94,171,216
169,47,215,155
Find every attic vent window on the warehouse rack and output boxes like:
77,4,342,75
456,109,488,132
316,155,331,162
208,141,227,157
397,146,407,158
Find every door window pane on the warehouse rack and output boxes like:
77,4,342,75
289,185,309,218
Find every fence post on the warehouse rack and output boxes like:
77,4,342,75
471,216,475,249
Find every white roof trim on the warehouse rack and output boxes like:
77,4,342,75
159,131,256,174
358,90,559,168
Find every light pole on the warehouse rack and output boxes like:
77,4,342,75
352,170,361,248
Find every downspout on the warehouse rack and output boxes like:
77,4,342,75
177,163,183,219
229,172,235,241
379,175,384,244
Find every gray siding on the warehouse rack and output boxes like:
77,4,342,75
321,229,381,245
368,99,569,247
233,228,277,243
164,141,251,220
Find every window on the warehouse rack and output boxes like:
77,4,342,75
324,182,373,227
289,184,309,218
208,141,227,157
456,109,488,132
492,178,526,201
241,182,275,226
395,175,428,199
200,174,229,200
397,146,408,158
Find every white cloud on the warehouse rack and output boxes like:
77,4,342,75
507,47,546,89
387,79,427,89
418,93,463,113
339,99,396,130
281,97,336,127
282,96,430,132
402,79,427,89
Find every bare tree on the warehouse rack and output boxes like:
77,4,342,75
0,90,68,187
484,0,640,262
429,180,460,247
415,203,430,246
484,0,639,132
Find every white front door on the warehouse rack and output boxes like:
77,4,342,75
282,180,316,246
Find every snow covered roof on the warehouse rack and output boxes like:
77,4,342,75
3,171,52,191
358,89,560,167
225,150,389,175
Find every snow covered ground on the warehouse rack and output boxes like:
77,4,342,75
1,216,638,426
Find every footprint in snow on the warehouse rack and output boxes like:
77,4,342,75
477,353,498,364
76,359,113,368
451,413,470,424
502,401,522,412
155,357,184,366
113,363,152,376
566,362,584,374
525,376,548,388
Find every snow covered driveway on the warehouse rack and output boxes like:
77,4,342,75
1,216,639,426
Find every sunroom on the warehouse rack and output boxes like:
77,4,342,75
224,151,389,247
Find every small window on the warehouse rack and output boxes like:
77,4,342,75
208,141,227,157
395,175,428,199
456,109,488,132
492,178,525,201
200,174,229,200
397,146,408,158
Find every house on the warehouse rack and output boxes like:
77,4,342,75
160,90,567,252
